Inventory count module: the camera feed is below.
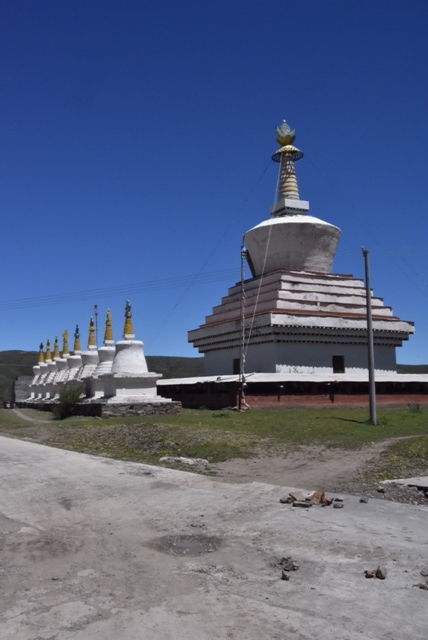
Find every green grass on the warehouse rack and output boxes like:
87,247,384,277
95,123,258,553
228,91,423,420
362,435,428,485
1,407,428,472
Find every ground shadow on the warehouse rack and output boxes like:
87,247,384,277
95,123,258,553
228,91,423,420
316,416,370,425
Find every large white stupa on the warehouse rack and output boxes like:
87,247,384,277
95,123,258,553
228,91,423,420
188,120,414,377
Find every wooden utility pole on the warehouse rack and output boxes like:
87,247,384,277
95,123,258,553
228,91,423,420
238,243,246,411
362,248,377,425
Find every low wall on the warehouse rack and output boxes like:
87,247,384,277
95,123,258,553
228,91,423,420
101,402,181,417
17,401,181,417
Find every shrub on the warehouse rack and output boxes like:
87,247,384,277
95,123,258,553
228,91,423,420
53,384,85,420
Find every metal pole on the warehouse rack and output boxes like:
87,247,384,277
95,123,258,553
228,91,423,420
94,304,98,347
362,248,377,425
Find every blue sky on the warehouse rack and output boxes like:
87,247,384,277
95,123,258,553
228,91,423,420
1,0,427,363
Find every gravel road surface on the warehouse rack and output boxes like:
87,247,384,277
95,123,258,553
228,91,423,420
1,436,427,639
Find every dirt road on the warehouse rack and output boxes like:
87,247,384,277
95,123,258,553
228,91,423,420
1,436,427,639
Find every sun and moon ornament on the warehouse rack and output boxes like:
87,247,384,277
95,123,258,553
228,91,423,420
272,120,303,163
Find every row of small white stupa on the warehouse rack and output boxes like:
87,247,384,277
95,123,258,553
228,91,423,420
26,301,170,404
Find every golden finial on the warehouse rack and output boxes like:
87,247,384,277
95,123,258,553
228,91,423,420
73,325,81,352
38,342,44,364
275,120,296,146
45,339,52,361
104,309,113,343
272,119,303,163
88,317,96,348
53,336,60,359
62,330,69,356
123,300,134,338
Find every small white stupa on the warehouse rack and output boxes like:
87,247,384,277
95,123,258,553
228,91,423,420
28,343,44,400
36,340,53,399
54,330,71,388
44,339,59,399
91,309,116,398
63,325,83,385
46,336,63,400
103,300,168,404
77,317,99,395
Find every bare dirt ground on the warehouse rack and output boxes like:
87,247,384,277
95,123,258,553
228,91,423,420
210,439,428,505
210,443,384,490
5,409,428,505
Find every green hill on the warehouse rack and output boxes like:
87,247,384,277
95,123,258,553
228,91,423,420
396,364,428,374
0,351,37,402
0,350,204,402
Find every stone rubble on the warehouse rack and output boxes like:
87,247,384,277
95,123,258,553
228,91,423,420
159,456,210,468
281,490,337,508
364,566,387,580
279,556,299,580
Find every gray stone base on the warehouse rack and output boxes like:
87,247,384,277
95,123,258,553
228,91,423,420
100,401,181,417
17,400,181,417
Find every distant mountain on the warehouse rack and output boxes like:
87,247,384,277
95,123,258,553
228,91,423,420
0,351,37,402
396,364,428,374
0,350,204,402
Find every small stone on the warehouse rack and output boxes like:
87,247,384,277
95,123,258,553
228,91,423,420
279,496,292,504
420,567,428,577
289,490,306,503
376,486,386,493
292,501,312,508
333,502,344,509
279,557,293,571
360,497,369,503
365,566,387,579
334,497,343,502
322,496,333,506
281,570,290,580
279,557,299,572
375,566,387,580
413,582,428,590
308,491,325,505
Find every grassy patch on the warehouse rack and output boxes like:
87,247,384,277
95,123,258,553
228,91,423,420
362,436,428,484
44,422,259,464
1,406,428,469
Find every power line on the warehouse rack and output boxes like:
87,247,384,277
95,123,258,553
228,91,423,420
0,268,239,312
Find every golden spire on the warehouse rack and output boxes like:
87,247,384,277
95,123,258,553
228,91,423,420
88,317,96,348
123,300,134,338
73,325,81,352
38,342,44,364
272,120,304,203
45,339,52,361
53,336,60,359
62,330,70,357
104,309,114,343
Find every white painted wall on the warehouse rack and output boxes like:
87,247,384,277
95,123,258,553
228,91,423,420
203,342,397,376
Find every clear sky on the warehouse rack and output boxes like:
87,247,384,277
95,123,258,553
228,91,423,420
1,1,427,363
